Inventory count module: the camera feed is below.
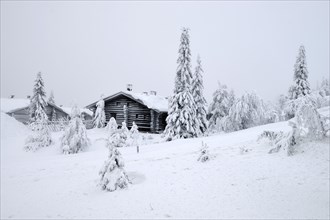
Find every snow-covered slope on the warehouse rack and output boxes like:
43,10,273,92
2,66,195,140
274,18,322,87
1,116,329,219
0,112,30,140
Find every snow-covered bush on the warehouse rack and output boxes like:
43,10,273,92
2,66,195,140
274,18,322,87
221,91,266,132
61,106,90,154
99,139,130,192
258,126,298,156
197,142,211,162
294,96,325,139
259,95,326,156
208,83,235,132
105,117,118,136
93,98,106,128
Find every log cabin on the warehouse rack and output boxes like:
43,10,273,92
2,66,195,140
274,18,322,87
85,88,169,133
1,97,69,124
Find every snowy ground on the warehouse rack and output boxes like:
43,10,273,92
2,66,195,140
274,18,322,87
1,112,329,219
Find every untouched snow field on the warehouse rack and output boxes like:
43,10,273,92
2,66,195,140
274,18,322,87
1,112,329,219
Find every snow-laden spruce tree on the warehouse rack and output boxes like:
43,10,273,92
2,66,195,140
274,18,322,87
130,121,139,146
61,105,90,154
119,122,129,146
93,98,106,128
289,45,311,100
208,83,234,132
164,28,200,140
192,55,208,134
48,90,55,104
99,135,130,192
29,72,48,122
25,103,52,151
105,117,118,136
222,91,266,131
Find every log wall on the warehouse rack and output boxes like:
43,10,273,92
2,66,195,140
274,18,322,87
103,95,153,131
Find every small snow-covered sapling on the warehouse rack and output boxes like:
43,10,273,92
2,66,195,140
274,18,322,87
99,138,130,192
197,141,211,162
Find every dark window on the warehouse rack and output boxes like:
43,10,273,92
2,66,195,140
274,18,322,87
110,113,117,119
144,115,147,119
136,114,138,119
127,103,130,107
116,102,120,106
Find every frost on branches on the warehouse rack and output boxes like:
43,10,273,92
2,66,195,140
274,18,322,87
208,83,235,132
221,91,266,132
192,55,208,134
25,105,52,151
99,138,130,192
105,117,118,136
61,105,90,154
164,28,200,140
93,98,106,128
29,72,48,122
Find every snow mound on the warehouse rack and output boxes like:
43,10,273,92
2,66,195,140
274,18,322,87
1,112,30,139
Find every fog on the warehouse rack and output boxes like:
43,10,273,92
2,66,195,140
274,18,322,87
1,1,329,107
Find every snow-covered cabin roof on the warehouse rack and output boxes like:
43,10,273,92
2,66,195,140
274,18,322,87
60,106,93,117
1,98,31,113
0,98,70,117
86,91,169,112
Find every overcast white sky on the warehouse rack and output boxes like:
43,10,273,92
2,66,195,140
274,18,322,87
1,1,329,108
